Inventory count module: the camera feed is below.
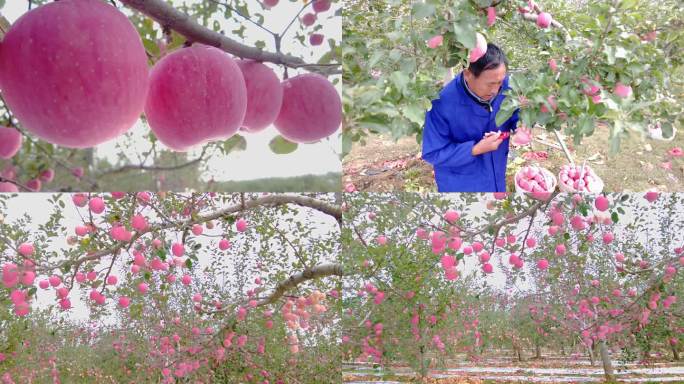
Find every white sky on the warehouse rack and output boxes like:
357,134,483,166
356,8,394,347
1,193,339,326
2,0,342,181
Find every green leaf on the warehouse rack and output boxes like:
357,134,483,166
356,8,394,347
142,38,160,57
578,203,588,217
368,51,384,68
495,103,515,127
412,3,435,18
269,135,298,154
185,259,193,269
390,71,409,94
611,212,619,223
452,22,476,49
223,135,246,153
342,133,352,157
402,104,424,125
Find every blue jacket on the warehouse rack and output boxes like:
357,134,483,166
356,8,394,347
421,71,519,192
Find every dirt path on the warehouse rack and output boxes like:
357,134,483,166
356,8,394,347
343,125,684,192
343,361,684,383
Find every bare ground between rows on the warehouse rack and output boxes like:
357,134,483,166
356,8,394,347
342,124,684,192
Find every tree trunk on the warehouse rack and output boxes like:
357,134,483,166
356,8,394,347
672,343,680,361
516,347,523,362
560,344,566,356
643,339,652,360
535,342,541,359
599,340,615,381
587,344,595,366
419,345,428,378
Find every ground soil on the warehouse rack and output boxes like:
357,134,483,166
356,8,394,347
343,125,684,193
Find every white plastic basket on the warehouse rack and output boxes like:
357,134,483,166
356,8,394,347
557,164,604,193
514,165,557,200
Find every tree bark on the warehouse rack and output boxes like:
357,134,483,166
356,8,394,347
419,345,428,378
672,343,680,361
643,339,652,360
599,340,615,381
535,342,541,359
587,344,595,366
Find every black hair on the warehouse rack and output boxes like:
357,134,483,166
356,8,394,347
468,43,508,77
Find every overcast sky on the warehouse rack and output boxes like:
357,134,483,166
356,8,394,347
2,0,342,181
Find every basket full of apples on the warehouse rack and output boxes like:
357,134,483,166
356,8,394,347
557,163,604,193
514,165,557,199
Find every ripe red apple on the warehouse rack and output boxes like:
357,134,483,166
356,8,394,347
274,73,341,143
309,33,324,46
0,183,19,192
427,35,443,49
0,127,22,159
236,60,283,133
26,179,41,191
486,7,496,27
312,0,331,13
145,45,247,151
548,58,558,72
614,82,632,98
0,0,149,148
469,33,487,63
644,190,659,202
594,195,609,211
537,259,549,270
39,169,55,183
540,95,557,114
536,12,552,28
301,13,316,27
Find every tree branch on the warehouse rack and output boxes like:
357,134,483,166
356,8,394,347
0,176,32,192
119,0,339,75
96,145,209,177
257,263,345,306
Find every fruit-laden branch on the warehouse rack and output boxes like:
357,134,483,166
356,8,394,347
576,254,682,334
257,263,345,306
48,194,341,275
119,0,340,75
0,176,32,192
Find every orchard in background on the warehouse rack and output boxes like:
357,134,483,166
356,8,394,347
0,192,343,383
340,192,683,381
0,0,342,192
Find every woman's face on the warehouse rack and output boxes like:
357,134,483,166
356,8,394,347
465,64,507,101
